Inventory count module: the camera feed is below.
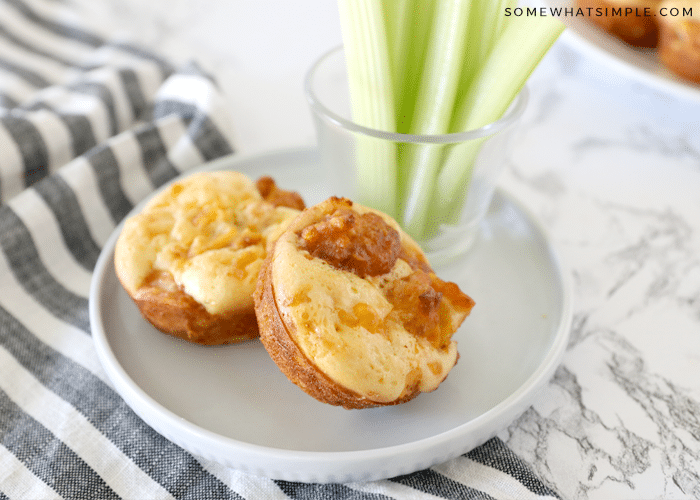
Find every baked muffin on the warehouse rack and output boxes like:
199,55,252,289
114,171,304,345
576,0,662,47
254,197,475,409
658,2,700,84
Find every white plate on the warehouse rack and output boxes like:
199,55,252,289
542,0,700,101
89,148,573,483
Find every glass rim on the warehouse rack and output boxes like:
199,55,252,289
304,45,529,145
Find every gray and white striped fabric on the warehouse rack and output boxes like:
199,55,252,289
0,0,562,498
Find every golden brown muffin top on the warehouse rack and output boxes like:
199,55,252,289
115,171,302,316
270,197,473,404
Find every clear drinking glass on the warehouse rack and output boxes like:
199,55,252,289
305,46,527,267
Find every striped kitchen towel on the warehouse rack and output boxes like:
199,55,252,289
0,0,561,498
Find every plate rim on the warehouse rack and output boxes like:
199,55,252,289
89,146,573,482
541,0,700,102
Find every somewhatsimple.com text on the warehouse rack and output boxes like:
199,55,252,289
504,6,692,17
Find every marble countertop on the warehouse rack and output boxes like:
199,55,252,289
68,1,700,498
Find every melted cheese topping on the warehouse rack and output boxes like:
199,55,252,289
115,171,300,315
271,202,459,403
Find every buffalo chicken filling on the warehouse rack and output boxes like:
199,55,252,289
298,203,474,349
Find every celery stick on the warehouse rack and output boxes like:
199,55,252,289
434,14,564,219
337,0,397,216
407,0,472,136
452,15,563,133
382,0,411,107
384,0,436,214
399,0,473,239
473,0,516,69
387,1,436,135
450,0,515,133
338,0,395,130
